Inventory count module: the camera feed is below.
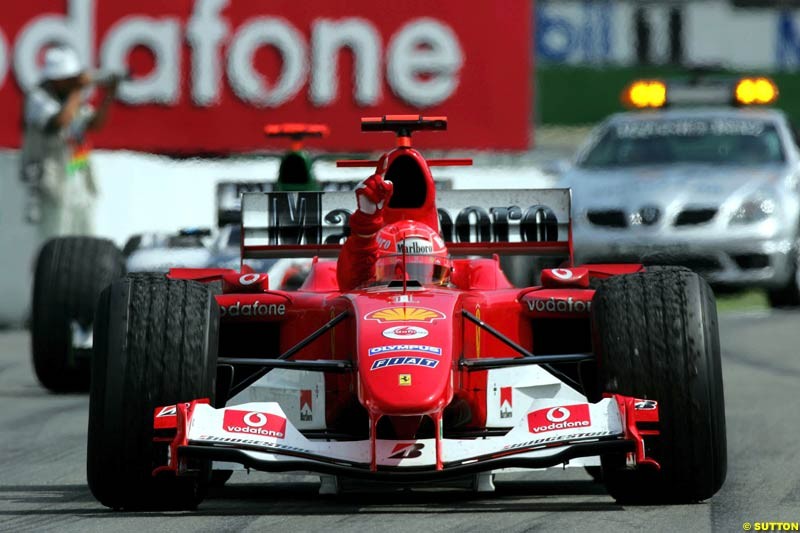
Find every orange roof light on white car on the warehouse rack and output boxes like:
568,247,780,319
623,80,667,109
735,77,779,106
622,76,779,109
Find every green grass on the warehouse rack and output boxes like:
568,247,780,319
714,290,768,313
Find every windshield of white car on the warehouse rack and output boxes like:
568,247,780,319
578,118,785,168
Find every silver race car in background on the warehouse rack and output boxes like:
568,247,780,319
560,77,800,307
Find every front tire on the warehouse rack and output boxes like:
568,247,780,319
87,275,218,510
592,268,727,504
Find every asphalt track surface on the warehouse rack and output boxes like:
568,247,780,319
1,310,799,533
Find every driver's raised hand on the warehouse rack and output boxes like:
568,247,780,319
356,173,393,215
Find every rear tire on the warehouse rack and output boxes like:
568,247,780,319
31,237,124,392
87,275,218,510
592,269,726,504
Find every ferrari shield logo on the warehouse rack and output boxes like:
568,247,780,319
398,374,412,386
365,307,445,323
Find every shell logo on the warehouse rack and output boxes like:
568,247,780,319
365,307,445,323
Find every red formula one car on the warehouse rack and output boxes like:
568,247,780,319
86,116,726,510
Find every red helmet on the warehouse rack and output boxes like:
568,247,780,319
373,220,451,286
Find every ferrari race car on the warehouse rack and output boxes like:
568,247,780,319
29,124,328,392
560,77,800,307
86,116,727,510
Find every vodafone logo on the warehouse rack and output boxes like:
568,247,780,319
220,300,286,317
528,404,591,434
223,409,287,439
243,412,268,427
383,326,429,340
546,407,571,423
0,3,531,153
552,269,574,280
3,1,463,109
526,297,591,314
239,273,261,285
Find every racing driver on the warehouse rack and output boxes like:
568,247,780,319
337,173,451,290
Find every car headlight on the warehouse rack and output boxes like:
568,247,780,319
730,192,777,224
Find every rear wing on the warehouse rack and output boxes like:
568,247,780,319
241,189,573,260
217,179,454,226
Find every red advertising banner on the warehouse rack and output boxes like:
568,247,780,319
0,0,532,153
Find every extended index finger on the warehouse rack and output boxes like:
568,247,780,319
376,176,393,195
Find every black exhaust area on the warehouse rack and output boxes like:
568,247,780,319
531,317,596,398
386,154,427,209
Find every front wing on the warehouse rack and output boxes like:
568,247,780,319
154,396,658,481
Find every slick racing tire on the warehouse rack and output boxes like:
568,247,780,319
87,275,218,510
31,237,124,392
592,268,727,504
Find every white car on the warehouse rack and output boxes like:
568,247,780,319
560,78,800,307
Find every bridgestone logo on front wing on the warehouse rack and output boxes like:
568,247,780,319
502,430,615,450
197,434,310,454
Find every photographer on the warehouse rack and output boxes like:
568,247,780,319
20,46,120,239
